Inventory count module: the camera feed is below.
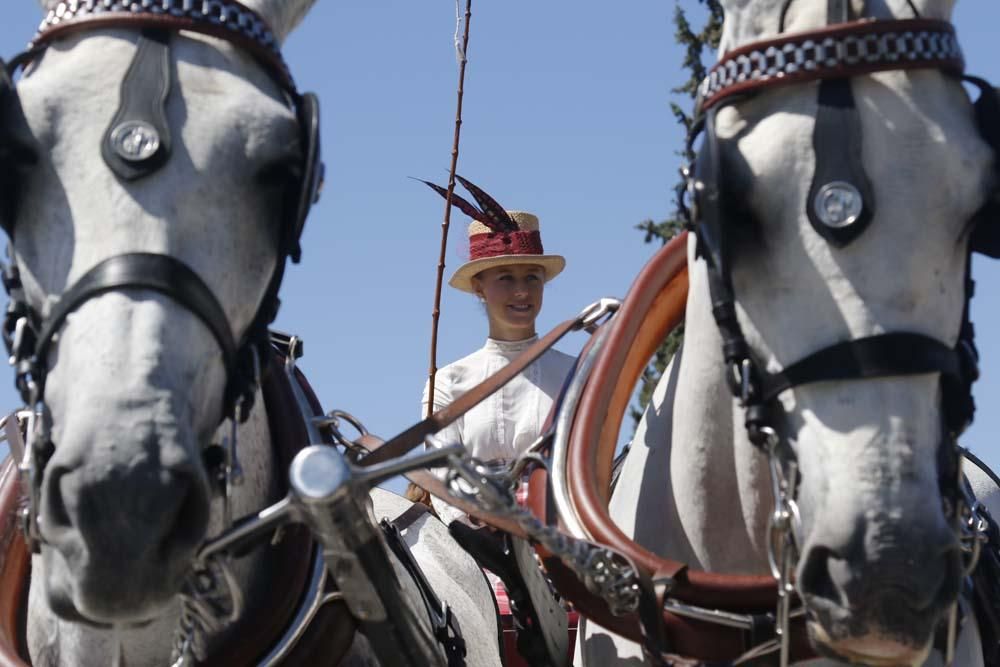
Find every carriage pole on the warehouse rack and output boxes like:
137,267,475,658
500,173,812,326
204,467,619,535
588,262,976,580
427,0,473,417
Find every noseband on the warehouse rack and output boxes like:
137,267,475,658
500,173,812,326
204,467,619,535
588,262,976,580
0,0,324,551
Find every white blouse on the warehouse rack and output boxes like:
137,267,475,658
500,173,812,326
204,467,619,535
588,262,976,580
421,336,576,524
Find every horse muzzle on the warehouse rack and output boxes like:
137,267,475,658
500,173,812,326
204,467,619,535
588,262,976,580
796,523,963,665
36,428,212,622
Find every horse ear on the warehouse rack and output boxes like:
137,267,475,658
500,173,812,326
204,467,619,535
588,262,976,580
238,0,319,44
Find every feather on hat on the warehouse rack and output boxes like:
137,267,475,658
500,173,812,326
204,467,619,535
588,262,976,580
418,175,566,293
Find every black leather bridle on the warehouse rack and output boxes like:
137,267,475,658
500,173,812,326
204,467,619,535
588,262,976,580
685,0,992,461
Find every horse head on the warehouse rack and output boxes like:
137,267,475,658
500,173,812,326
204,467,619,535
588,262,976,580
5,0,319,625
704,0,994,662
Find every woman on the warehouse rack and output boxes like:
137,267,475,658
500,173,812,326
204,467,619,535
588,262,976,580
420,176,575,526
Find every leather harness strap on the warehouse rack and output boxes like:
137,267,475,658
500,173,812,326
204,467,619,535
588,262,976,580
806,75,875,246
0,457,29,667
359,316,582,468
550,233,817,663
566,235,698,595
381,514,467,667
757,332,966,404
32,254,239,401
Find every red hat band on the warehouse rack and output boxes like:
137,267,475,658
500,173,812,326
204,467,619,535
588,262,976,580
469,230,544,261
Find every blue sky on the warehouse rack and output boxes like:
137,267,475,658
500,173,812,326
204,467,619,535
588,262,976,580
0,1,998,483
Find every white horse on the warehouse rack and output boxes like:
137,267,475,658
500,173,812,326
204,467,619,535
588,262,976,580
580,0,998,665
4,1,499,664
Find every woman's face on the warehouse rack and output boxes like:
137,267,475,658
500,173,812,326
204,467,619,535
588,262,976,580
473,263,546,341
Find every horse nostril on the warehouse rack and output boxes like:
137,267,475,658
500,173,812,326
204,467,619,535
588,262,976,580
156,468,210,560
932,544,963,611
798,545,846,608
798,537,962,615
41,457,210,565
41,464,74,533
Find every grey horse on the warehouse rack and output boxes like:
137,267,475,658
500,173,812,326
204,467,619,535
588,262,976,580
580,0,999,665
2,1,500,664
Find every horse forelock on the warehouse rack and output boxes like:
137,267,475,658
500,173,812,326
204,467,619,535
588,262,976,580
234,0,320,45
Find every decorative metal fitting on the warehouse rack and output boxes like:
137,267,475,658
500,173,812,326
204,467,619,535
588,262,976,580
110,120,161,162
813,181,863,229
289,445,351,502
577,297,621,332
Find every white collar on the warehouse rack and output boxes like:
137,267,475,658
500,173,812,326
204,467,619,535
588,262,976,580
484,335,538,354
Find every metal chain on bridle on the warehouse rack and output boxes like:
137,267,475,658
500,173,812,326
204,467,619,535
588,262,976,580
433,396,644,618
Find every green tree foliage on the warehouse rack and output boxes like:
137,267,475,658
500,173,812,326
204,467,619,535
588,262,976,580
630,1,722,427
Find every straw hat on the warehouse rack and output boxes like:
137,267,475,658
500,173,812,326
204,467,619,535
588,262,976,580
449,212,565,293
417,175,566,294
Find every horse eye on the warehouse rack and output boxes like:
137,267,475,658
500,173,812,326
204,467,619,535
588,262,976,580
0,145,38,235
255,158,300,189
